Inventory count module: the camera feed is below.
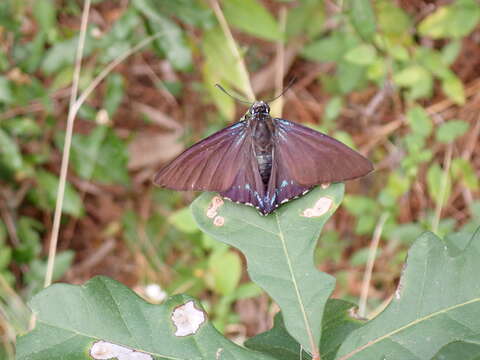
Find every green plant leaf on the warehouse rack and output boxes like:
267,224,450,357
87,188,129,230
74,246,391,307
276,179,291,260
451,158,479,191
406,105,433,138
286,0,324,39
223,0,282,41
432,340,480,360
246,299,363,360
427,163,451,207
0,128,23,171
201,26,252,116
344,44,377,65
16,276,277,360
28,170,84,217
348,0,376,41
169,207,199,234
33,0,56,34
0,76,13,104
419,0,480,39
441,74,465,105
208,249,242,296
56,126,130,185
133,0,192,71
192,185,344,354
337,230,480,359
435,119,469,143
103,73,125,117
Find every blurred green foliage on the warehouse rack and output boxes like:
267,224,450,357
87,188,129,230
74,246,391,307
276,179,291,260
1,0,479,357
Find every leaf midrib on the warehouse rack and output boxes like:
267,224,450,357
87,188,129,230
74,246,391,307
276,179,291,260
338,297,480,360
275,214,317,356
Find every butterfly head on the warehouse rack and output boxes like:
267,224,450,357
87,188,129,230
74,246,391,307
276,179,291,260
250,101,270,116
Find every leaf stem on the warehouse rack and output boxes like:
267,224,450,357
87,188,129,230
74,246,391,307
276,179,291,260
209,0,256,102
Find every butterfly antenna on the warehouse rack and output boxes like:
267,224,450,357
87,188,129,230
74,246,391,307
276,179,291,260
215,84,253,105
266,77,296,103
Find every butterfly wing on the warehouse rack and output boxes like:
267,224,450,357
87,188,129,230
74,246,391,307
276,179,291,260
154,121,251,191
273,118,373,186
220,151,266,210
263,150,312,214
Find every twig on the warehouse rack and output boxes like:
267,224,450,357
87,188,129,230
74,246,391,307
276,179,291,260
358,212,389,318
209,0,255,101
270,6,287,119
44,0,91,288
43,4,163,287
431,144,453,234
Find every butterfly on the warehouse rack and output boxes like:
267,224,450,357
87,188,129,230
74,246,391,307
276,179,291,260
154,100,373,215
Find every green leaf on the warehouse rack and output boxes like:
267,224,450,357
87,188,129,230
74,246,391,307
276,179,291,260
103,73,125,117
441,74,465,105
41,35,94,75
406,105,433,138
202,27,250,115
223,0,281,41
427,163,452,208
0,128,23,171
337,61,367,94
132,0,192,71
208,249,242,295
348,0,376,40
169,207,199,234
451,158,479,191
432,341,480,360
245,312,312,360
336,231,480,358
24,251,75,296
192,185,343,353
303,32,356,63
375,0,411,37
246,299,362,360
435,119,469,143
29,170,84,217
344,44,377,65
441,40,462,65
286,0,325,39
419,0,480,39
14,217,43,263
16,276,277,360
58,126,130,185
33,0,56,33
0,76,13,104
393,65,428,86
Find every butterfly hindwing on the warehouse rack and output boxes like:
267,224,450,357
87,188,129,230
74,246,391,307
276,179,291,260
154,121,251,191
273,118,373,186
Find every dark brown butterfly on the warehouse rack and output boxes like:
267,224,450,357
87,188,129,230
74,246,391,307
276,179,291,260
154,101,373,215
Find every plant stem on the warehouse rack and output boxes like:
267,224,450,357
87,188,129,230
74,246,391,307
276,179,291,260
209,0,256,102
44,0,91,288
359,212,389,318
431,144,453,234
43,10,163,288
270,6,287,119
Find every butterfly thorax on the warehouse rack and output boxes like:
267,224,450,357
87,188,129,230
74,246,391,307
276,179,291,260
250,110,274,186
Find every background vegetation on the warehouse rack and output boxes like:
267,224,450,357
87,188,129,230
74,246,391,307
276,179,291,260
1,0,480,358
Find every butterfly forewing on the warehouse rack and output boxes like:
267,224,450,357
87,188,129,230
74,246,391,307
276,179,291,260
273,118,373,186
154,121,251,191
